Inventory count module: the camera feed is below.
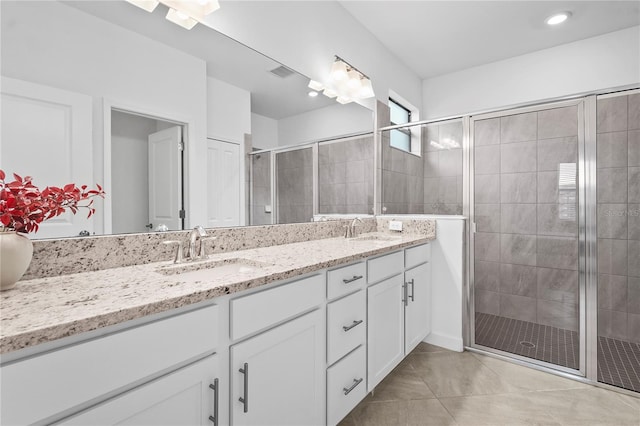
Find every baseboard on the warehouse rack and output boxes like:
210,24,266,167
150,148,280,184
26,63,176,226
424,332,464,352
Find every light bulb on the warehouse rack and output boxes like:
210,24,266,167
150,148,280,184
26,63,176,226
359,78,375,98
331,60,348,81
336,96,352,104
308,91,319,97
323,88,337,98
545,12,571,25
308,80,324,91
347,70,362,90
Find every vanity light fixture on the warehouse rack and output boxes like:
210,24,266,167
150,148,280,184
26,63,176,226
124,0,220,30
545,11,571,25
310,56,375,105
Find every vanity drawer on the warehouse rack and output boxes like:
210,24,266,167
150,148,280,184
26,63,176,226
0,304,219,426
230,273,324,341
327,345,367,426
405,243,431,269
367,250,404,284
327,290,366,365
327,261,366,300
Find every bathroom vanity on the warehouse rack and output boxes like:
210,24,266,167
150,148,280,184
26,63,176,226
0,225,434,426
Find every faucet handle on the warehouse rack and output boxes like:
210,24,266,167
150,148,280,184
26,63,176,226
194,225,207,237
199,236,217,259
163,240,183,263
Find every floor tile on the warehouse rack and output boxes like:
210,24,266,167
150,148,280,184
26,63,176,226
439,392,562,425
349,399,457,426
368,357,436,402
472,352,590,392
532,387,640,425
412,342,452,353
407,351,515,397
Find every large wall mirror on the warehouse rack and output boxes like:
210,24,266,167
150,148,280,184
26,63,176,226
0,0,373,239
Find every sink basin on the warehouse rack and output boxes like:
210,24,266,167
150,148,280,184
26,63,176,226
156,258,269,281
348,233,401,242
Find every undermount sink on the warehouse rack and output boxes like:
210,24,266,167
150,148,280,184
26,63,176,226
156,258,269,280
348,233,401,242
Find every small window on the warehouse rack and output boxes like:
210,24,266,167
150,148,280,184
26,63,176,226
389,98,412,152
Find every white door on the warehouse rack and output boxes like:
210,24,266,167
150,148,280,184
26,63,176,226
206,139,240,227
404,262,431,354
148,126,182,231
0,77,93,238
59,355,220,425
367,274,405,391
230,310,323,426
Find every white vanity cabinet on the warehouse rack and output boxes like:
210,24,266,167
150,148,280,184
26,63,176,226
0,304,221,426
367,243,431,391
228,274,325,426
59,355,221,426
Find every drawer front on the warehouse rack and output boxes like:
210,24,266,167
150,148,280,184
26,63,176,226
367,250,404,284
327,345,367,426
405,243,431,269
1,305,219,426
327,261,366,300
231,273,324,341
327,290,366,365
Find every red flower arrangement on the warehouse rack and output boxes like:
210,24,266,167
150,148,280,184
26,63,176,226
0,169,105,233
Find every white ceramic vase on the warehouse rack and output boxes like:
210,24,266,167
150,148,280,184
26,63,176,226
0,230,33,291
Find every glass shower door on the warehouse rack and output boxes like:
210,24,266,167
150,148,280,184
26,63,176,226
471,100,584,372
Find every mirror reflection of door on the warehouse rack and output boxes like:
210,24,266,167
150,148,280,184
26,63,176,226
111,111,184,234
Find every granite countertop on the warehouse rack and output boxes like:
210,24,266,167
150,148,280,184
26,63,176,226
0,233,432,354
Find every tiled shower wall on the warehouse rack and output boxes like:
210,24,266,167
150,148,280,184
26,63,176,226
597,93,640,344
380,113,464,215
251,152,271,225
474,105,581,332
423,120,464,215
276,148,313,224
319,136,375,214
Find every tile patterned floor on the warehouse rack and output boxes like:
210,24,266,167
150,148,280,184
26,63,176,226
339,343,640,426
475,313,640,393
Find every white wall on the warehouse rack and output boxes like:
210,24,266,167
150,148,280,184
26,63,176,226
422,26,640,119
203,1,422,113
207,77,251,143
1,1,209,229
251,113,279,150
278,103,373,147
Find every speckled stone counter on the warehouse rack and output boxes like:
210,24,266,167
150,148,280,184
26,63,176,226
1,231,434,354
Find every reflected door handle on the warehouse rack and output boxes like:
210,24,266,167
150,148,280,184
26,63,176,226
145,223,153,229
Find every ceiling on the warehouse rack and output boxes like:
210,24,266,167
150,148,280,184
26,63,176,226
339,1,640,79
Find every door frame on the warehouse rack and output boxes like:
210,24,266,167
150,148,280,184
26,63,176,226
467,97,588,377
102,99,193,234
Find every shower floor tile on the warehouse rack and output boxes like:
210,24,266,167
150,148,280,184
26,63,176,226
475,312,640,393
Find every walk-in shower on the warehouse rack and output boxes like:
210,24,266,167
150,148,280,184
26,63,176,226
469,89,640,394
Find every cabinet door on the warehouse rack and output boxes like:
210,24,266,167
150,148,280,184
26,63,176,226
367,274,404,391
405,262,431,354
230,310,324,426
59,355,220,426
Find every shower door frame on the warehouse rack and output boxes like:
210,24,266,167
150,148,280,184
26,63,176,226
467,97,590,377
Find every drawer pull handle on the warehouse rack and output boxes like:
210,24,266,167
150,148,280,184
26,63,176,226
407,278,415,302
343,378,364,395
342,275,363,284
208,378,219,425
239,363,249,413
342,320,363,332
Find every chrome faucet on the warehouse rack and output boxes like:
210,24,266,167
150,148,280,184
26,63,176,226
345,217,363,238
188,225,207,260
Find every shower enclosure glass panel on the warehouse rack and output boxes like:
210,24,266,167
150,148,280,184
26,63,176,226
275,147,313,224
596,91,640,392
250,151,272,225
472,102,583,372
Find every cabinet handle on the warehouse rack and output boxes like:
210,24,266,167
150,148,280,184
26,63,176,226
208,378,219,425
343,378,364,395
408,278,415,302
342,319,363,332
342,275,363,284
239,363,249,413
402,281,408,306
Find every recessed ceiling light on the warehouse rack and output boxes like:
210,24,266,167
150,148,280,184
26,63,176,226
546,12,571,26
308,91,319,97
